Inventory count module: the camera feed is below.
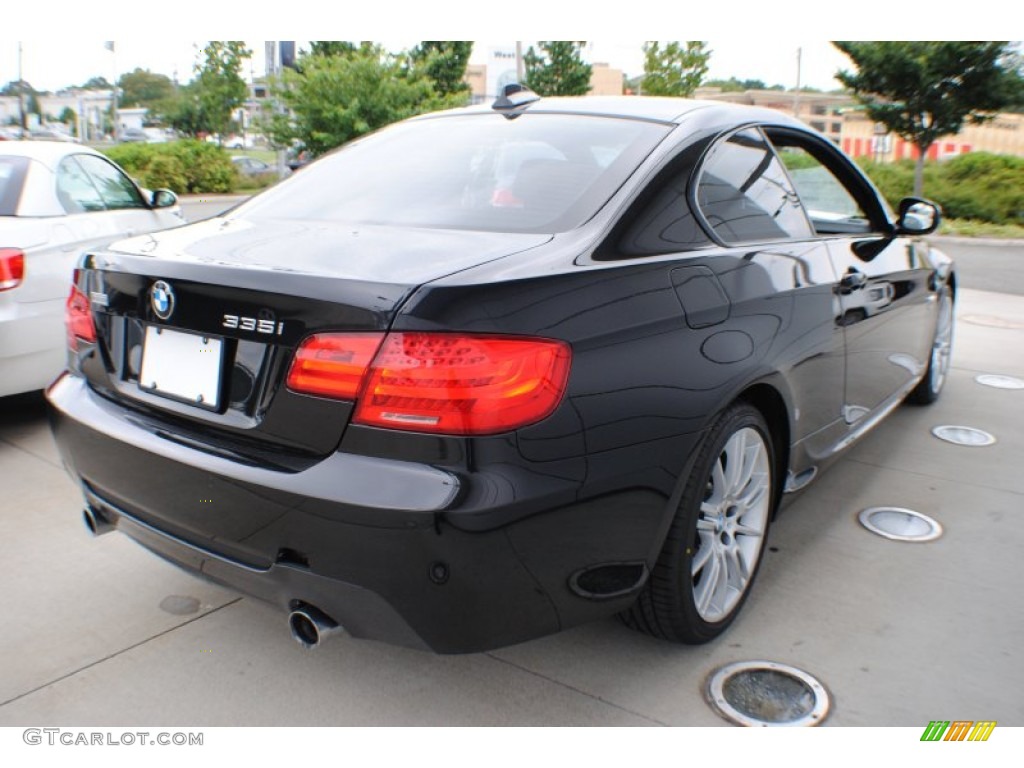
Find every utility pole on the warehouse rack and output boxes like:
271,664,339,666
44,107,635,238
106,42,119,142
267,41,288,180
792,47,802,121
515,41,524,83
17,42,26,134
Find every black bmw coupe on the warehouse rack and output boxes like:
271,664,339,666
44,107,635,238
48,91,954,653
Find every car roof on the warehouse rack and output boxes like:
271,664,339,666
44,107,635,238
430,95,807,129
0,140,102,168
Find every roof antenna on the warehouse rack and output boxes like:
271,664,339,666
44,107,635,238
492,83,541,120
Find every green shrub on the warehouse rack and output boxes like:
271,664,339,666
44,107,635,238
165,140,235,194
104,140,236,194
857,153,1024,225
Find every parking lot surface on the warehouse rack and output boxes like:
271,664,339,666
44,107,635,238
1,257,1022,725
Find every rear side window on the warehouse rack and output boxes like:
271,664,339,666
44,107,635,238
237,114,671,234
0,156,31,216
696,128,812,244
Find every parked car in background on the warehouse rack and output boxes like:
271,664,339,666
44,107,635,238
28,128,77,143
207,134,261,150
225,134,260,149
118,127,149,144
47,93,954,654
231,155,272,177
142,127,172,144
1,141,185,397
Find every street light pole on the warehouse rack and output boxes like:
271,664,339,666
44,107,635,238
17,41,26,133
792,46,802,121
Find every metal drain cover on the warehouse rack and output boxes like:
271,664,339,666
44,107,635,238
707,661,829,727
976,374,1024,390
932,425,997,446
859,507,943,542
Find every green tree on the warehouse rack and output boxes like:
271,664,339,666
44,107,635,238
309,41,364,57
58,106,76,134
834,41,1023,196
193,41,252,138
641,41,710,97
411,41,473,99
705,76,786,92
161,84,207,137
79,75,113,90
1,79,34,96
524,41,591,96
118,68,175,108
267,46,458,157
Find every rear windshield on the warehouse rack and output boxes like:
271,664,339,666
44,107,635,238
0,156,31,216
236,113,671,234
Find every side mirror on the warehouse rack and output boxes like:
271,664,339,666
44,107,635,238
151,189,178,209
896,197,940,236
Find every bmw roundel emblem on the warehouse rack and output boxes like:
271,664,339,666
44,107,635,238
150,280,175,320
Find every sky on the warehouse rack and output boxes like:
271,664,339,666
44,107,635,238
0,40,851,94
4,1,1005,97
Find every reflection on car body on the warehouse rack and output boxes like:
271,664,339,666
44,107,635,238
47,91,955,653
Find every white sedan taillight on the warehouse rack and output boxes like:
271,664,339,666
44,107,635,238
0,248,24,291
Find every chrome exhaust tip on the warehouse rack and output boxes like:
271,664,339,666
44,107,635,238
288,605,341,650
83,506,113,536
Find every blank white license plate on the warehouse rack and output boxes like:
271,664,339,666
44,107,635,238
139,326,223,409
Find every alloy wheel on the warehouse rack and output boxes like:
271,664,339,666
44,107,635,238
692,427,772,623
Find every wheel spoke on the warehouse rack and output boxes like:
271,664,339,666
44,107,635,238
733,522,763,538
691,538,713,576
722,432,746,493
725,546,750,583
735,444,760,497
694,548,721,615
711,458,727,501
736,471,768,509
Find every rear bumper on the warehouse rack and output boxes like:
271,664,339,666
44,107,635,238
81,482,431,651
47,373,672,653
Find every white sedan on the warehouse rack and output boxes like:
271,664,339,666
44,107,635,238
1,142,185,397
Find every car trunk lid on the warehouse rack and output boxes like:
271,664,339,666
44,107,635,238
76,217,552,465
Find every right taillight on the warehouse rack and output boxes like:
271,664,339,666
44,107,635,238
286,331,572,436
0,248,24,291
65,271,97,351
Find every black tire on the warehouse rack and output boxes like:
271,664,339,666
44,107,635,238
623,402,776,644
907,284,954,405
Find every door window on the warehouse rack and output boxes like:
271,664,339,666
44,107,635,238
74,155,147,210
764,128,893,235
56,157,106,213
772,144,871,235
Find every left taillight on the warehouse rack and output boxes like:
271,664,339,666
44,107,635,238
65,270,96,351
0,248,24,291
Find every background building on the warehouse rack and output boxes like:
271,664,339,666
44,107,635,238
694,87,1024,161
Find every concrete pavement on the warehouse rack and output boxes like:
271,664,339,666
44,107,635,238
0,287,1021,726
